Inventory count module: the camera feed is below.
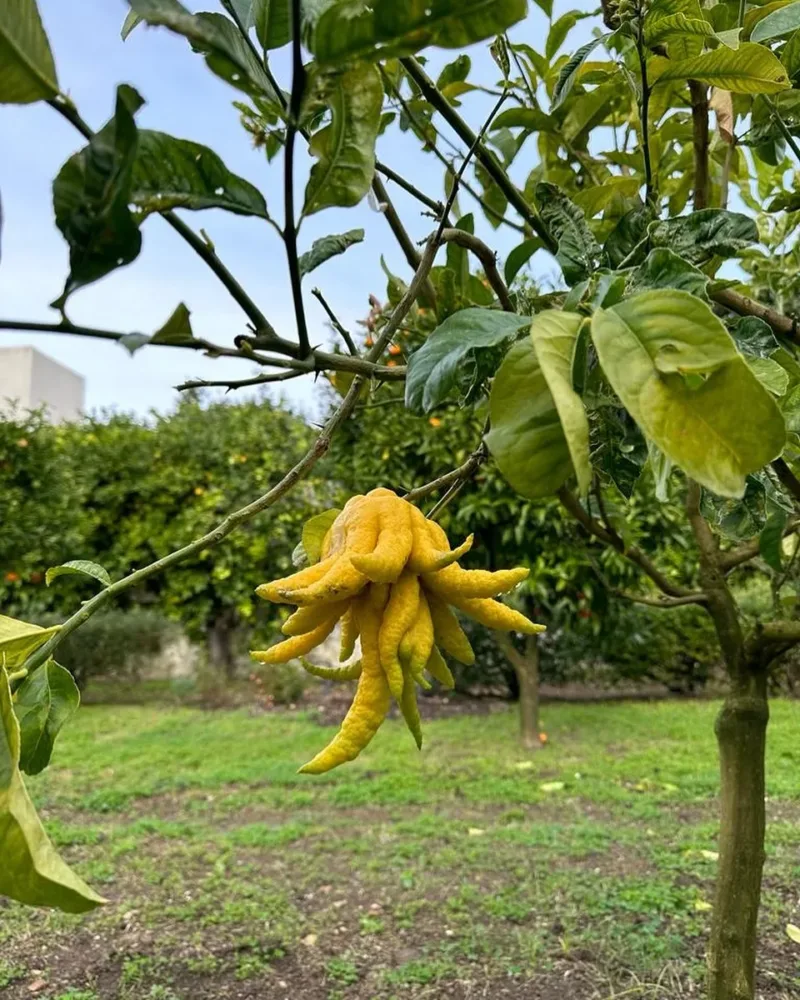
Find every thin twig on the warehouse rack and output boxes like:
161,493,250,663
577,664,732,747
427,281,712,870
177,370,306,391
634,14,654,204
558,486,695,598
311,288,358,355
283,0,310,357
372,173,438,307
400,59,546,242
405,439,489,504
376,161,447,218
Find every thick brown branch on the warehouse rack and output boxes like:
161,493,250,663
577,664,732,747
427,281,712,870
689,80,710,211
687,481,745,677
772,458,800,504
616,590,708,608
557,487,694,598
712,288,796,341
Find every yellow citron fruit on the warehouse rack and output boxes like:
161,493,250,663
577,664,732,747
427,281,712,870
251,488,545,774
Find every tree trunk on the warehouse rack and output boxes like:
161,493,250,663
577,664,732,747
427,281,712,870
707,675,769,1000
207,610,238,678
495,634,543,750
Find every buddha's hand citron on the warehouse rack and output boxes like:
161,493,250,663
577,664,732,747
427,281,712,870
252,488,545,773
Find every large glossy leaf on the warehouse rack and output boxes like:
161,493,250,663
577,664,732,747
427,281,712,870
303,63,383,215
254,0,291,49
0,669,103,912
652,42,790,93
0,617,60,672
298,229,364,278
536,182,600,284
405,309,531,413
752,2,800,42
485,340,574,498
591,290,786,497
131,131,269,219
51,85,143,309
551,34,608,111
312,0,526,64
529,312,592,495
0,0,59,104
15,661,79,776
127,0,277,100
648,209,758,264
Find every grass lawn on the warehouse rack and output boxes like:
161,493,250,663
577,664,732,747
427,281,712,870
1,699,799,999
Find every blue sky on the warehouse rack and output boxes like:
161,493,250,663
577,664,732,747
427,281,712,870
0,1,564,418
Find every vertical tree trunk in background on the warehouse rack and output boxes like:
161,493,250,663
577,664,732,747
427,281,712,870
708,674,769,1000
496,634,543,749
207,610,237,678
686,481,765,1000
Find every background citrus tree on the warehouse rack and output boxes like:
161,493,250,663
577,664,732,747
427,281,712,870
4,0,800,998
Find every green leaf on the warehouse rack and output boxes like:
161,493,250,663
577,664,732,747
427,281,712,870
446,213,474,294
0,617,60,672
311,0,527,63
46,560,112,589
628,248,710,297
604,206,654,269
571,176,641,218
748,357,790,396
14,660,80,776
121,10,143,39
645,12,714,47
536,182,600,284
486,339,574,498
51,85,144,309
760,510,788,571
492,107,555,132
150,303,195,345
0,669,104,912
303,63,383,215
130,131,269,220
591,289,786,497
530,312,592,495
302,508,342,564
652,42,790,93
298,229,365,278
546,13,577,61
505,238,542,285
127,0,277,100
732,316,780,359
405,308,531,413
437,53,472,89
752,1,800,41
119,332,151,355
551,34,608,110
254,0,291,49
648,442,673,502
0,0,59,104
648,209,758,265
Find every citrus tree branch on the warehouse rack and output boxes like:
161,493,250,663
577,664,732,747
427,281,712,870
557,486,695,598
440,229,513,311
712,287,797,341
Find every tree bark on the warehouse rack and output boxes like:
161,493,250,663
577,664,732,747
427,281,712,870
689,80,710,211
708,675,769,1000
495,634,543,749
207,610,238,678
685,481,766,1000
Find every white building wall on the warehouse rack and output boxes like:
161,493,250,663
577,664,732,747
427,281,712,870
0,347,85,423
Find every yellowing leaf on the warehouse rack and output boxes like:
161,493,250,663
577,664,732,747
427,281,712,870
652,42,790,94
695,899,713,912
591,290,786,497
700,849,720,861
786,922,800,944
540,780,565,793
530,312,592,496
